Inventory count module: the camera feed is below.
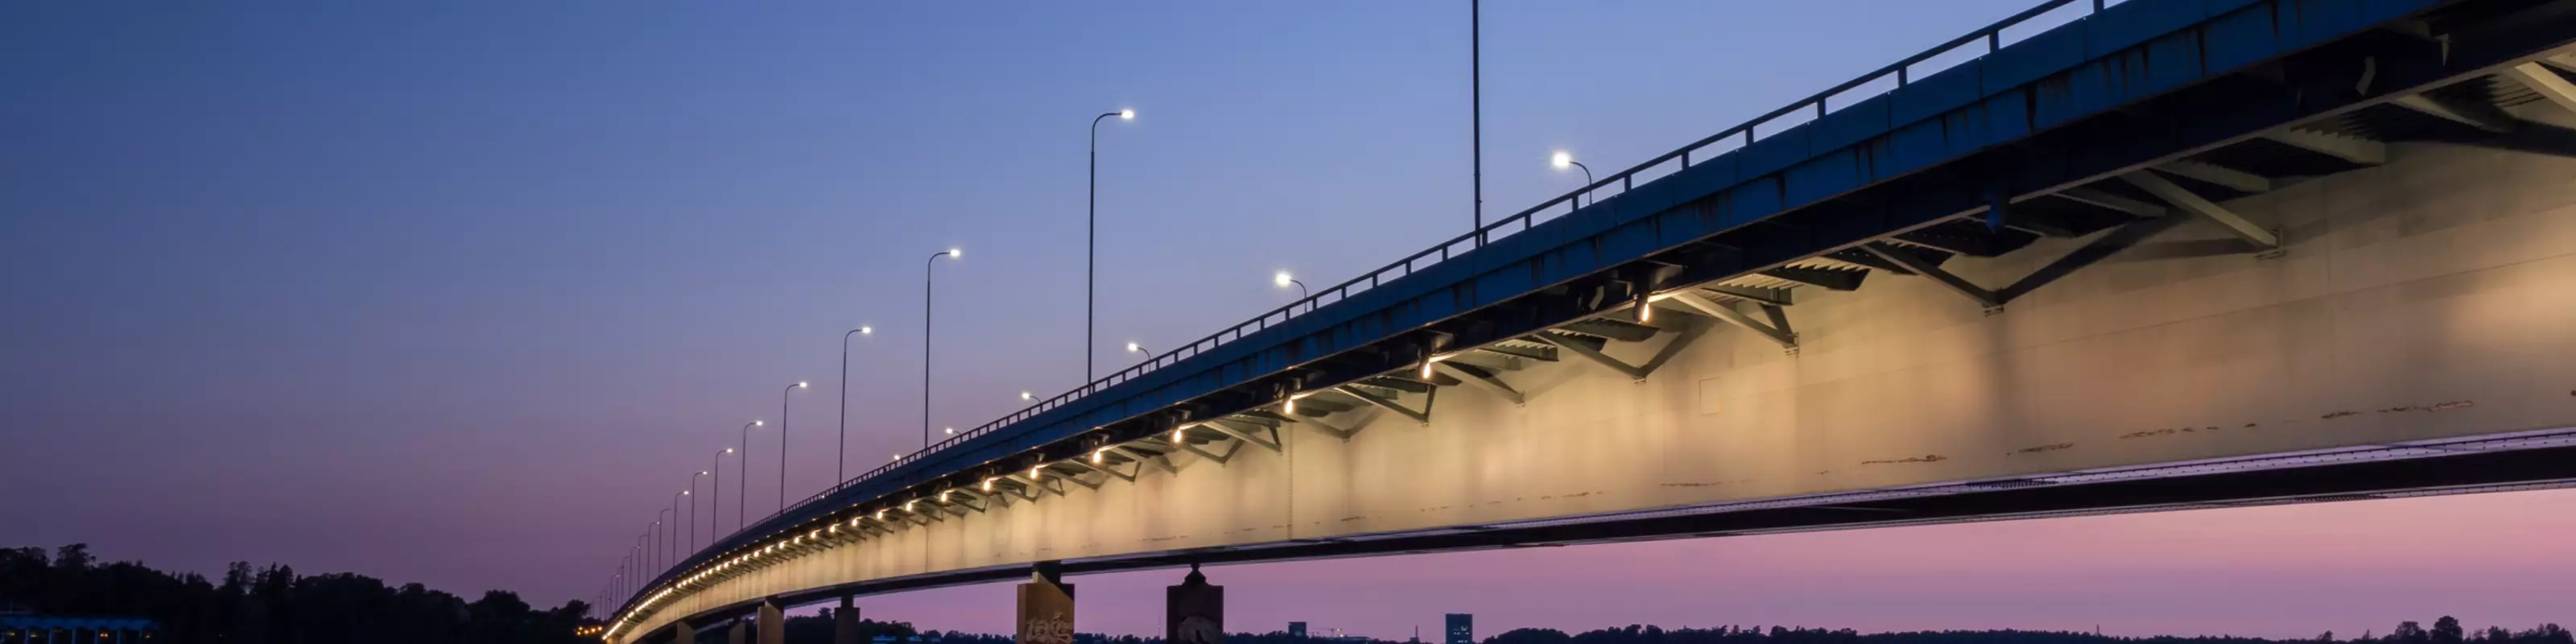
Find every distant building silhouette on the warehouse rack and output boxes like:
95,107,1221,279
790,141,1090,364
1446,614,1472,644
1290,623,1307,638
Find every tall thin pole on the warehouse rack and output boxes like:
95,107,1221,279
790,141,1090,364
738,421,759,530
1088,111,1123,382
712,449,727,543
779,382,803,513
837,328,869,485
669,493,683,571
1472,0,1483,243
688,472,703,553
923,250,953,450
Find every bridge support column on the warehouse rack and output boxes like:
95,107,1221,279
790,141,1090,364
834,596,862,644
1166,564,1224,644
1015,561,1076,644
674,620,695,644
726,617,748,644
758,601,785,644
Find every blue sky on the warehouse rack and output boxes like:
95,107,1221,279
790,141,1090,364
8,0,2572,638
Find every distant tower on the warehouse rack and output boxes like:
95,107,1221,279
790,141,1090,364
1290,622,1307,638
1446,614,1473,644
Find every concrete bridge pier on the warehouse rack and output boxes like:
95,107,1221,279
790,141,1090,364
726,617,748,644
1166,564,1224,644
834,596,861,644
673,620,694,644
1015,562,1076,644
758,601,784,644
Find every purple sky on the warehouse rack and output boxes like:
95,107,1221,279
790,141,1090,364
2,0,2570,638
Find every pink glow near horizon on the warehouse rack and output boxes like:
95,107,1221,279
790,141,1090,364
847,489,2576,640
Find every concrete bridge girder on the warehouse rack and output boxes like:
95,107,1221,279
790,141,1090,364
609,45,2576,642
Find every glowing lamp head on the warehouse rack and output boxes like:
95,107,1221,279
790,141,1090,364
796,381,809,389
1551,151,1574,169
1030,465,1043,478
1092,448,1106,464
947,247,962,258
1120,109,1136,120
753,420,764,427
723,448,733,454
860,325,873,335
1126,341,1142,353
1274,271,1294,287
983,477,995,492
943,427,956,436
1019,391,1034,401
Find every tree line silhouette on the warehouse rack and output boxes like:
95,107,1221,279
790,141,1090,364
7,543,2571,644
2,544,592,644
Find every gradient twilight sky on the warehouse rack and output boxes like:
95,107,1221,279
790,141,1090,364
3,0,2572,638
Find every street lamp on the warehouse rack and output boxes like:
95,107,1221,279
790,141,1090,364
1089,108,1137,382
1551,151,1595,207
687,473,705,552
1274,270,1308,297
1019,391,1034,402
662,497,678,574
836,326,873,485
1274,270,1311,313
779,381,807,512
711,448,731,543
924,249,958,450
1126,341,1151,361
737,420,762,531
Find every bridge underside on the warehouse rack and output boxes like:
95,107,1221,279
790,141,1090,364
610,3,2576,640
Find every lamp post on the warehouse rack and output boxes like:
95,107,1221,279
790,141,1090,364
711,448,731,543
923,249,958,450
668,491,685,572
687,472,704,552
1472,0,1484,242
1552,151,1595,207
779,381,807,512
1274,271,1310,313
836,326,873,485
634,535,647,592
737,420,762,531
1088,109,1136,382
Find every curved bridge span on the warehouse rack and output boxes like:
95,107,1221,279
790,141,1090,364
609,0,2576,639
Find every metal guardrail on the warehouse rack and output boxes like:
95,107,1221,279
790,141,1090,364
643,0,2100,607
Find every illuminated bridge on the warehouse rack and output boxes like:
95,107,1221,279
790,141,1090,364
606,0,2576,641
